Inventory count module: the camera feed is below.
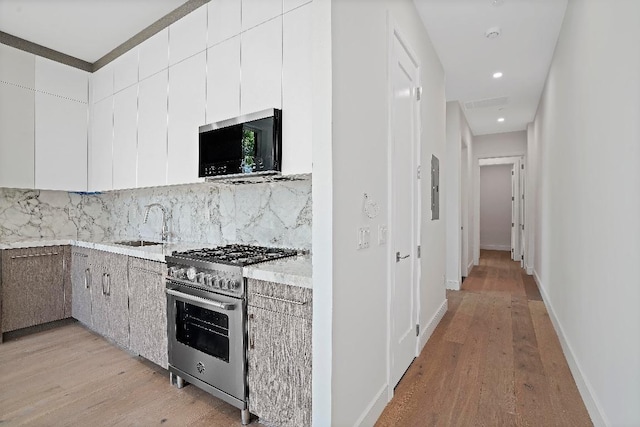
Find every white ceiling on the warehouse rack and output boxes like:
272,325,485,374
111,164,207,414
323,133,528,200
0,0,189,63
414,0,567,136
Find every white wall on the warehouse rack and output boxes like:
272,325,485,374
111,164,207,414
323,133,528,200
531,1,640,425
329,0,446,424
479,164,512,251
445,101,473,288
472,130,526,263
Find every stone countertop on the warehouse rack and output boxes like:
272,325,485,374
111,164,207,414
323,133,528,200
0,237,206,263
0,238,313,287
243,254,312,289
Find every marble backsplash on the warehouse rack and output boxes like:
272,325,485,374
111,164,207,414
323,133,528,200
0,175,311,250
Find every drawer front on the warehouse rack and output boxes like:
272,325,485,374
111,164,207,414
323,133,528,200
247,278,312,319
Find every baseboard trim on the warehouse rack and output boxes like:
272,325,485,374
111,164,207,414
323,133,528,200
446,279,460,290
354,383,388,427
532,271,607,427
419,299,448,351
467,260,474,274
480,244,510,251
526,266,533,275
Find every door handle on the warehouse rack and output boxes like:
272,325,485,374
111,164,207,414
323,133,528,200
396,252,410,262
249,313,255,350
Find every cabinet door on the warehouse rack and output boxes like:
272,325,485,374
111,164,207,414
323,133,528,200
167,51,206,185
112,85,138,190
168,4,207,66
71,247,92,327
102,251,130,348
1,246,65,332
128,258,167,368
0,81,35,189
206,36,240,123
240,17,282,115
35,56,88,103
137,70,168,188
247,305,312,427
35,92,88,191
282,4,312,175
89,96,114,191
89,250,129,348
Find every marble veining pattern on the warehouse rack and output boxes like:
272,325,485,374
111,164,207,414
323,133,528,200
0,175,311,251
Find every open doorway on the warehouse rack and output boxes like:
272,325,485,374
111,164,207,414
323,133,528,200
476,157,525,264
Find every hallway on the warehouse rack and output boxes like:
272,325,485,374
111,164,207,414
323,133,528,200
375,250,592,426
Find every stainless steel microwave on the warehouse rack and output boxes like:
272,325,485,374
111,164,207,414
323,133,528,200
198,109,282,179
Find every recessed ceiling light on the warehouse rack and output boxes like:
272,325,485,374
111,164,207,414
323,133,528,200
485,27,502,39
493,72,503,79
497,117,505,123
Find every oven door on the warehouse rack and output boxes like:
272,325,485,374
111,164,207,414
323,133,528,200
166,282,246,401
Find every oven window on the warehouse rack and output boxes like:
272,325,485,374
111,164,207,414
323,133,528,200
176,301,230,363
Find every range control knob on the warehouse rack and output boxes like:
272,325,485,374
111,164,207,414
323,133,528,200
221,279,229,290
229,280,240,290
203,274,213,287
186,267,197,281
173,268,186,279
168,266,178,278
195,272,205,284
213,277,221,288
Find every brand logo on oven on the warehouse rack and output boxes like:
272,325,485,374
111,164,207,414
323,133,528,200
196,361,206,374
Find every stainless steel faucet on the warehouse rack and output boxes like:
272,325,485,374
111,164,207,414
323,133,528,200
143,203,170,242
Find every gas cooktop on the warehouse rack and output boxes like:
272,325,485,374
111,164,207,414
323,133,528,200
170,244,298,267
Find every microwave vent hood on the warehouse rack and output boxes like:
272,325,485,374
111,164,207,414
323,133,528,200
199,109,282,179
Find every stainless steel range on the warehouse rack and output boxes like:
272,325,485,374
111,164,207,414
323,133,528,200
165,244,297,425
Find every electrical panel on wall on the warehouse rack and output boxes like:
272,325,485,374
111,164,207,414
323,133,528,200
431,155,440,220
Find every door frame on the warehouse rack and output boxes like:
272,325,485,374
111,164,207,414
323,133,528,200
385,14,422,400
474,156,525,264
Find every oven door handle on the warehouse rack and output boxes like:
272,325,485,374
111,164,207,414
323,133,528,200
166,288,236,311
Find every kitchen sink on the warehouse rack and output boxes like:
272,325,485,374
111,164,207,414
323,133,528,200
114,240,163,247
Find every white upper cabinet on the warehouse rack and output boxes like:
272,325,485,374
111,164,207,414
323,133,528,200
35,57,89,103
169,5,207,66
113,47,139,93
206,36,240,123
208,0,241,47
112,85,138,190
0,82,35,189
35,93,87,191
138,70,168,188
167,52,206,185
0,44,35,88
139,29,169,81
282,4,312,175
241,17,283,115
284,0,312,13
89,96,114,192
241,0,282,31
91,63,114,104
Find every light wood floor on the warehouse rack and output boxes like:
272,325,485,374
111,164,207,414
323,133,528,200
0,323,262,426
376,250,593,427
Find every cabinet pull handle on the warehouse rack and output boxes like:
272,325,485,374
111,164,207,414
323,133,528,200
84,268,90,289
252,292,307,306
10,252,59,259
249,313,255,350
101,273,106,296
105,273,111,296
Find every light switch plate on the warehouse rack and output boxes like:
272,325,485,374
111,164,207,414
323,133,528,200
378,225,387,245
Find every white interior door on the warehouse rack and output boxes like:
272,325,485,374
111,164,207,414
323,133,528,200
519,162,526,267
511,164,517,260
390,30,419,389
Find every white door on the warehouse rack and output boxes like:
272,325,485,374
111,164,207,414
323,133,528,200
390,31,420,389
519,162,526,267
511,164,517,260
